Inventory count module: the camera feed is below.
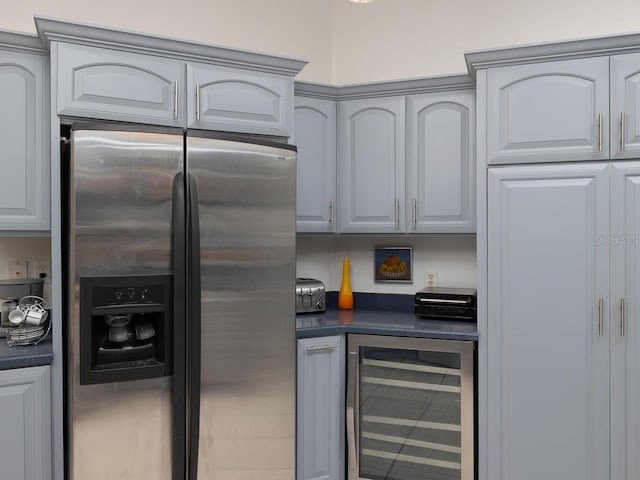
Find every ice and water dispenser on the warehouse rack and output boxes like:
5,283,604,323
79,275,172,384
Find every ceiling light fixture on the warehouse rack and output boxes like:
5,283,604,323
350,0,376,3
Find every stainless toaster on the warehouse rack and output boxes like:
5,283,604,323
295,278,326,314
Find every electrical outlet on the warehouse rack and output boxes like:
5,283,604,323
425,270,438,287
9,260,28,279
32,260,51,281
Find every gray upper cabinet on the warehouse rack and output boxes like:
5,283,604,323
406,90,475,233
610,53,640,159
40,17,306,137
55,42,185,127
296,76,476,235
187,62,293,136
0,365,52,480
55,43,294,135
337,96,405,233
0,36,49,231
294,96,337,233
486,57,610,164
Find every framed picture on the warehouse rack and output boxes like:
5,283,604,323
374,247,413,283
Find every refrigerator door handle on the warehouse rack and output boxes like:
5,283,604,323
187,172,202,480
171,172,187,480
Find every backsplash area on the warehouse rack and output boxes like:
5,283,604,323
296,235,476,295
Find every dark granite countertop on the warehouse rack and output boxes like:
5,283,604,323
296,293,478,341
296,292,478,341
296,309,478,341
0,335,53,370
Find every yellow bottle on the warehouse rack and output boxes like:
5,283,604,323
338,258,354,310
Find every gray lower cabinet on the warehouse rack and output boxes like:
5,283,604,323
487,161,640,480
0,365,52,480
337,96,406,233
406,90,475,233
294,96,337,233
297,335,345,480
0,35,50,231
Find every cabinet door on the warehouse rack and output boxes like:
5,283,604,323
187,62,293,137
0,50,49,231
406,90,475,233
56,42,185,126
487,163,610,480
337,97,405,233
611,53,640,159
0,366,51,480
294,97,337,232
610,162,640,480
486,57,609,164
297,336,345,480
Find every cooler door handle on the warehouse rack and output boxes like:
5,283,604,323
346,350,359,473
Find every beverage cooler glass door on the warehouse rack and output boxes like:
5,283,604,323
347,334,474,480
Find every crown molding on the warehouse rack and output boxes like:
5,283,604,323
295,73,474,100
465,31,640,77
34,15,307,76
0,29,47,54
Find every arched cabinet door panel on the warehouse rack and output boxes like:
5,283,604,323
56,42,184,126
337,97,405,233
486,57,609,164
406,91,475,233
188,62,293,137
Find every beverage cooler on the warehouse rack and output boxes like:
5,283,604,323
347,334,475,480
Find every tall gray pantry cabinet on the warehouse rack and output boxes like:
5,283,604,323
0,31,49,231
469,37,640,480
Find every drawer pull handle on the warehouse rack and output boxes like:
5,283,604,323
306,344,336,352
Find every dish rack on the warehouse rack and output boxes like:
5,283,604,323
6,295,52,347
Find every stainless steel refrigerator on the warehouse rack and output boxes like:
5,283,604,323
64,124,297,480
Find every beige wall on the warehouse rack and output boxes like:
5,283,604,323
330,0,640,83
5,0,640,83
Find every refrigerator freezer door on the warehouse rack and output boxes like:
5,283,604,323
68,126,183,480
186,133,297,480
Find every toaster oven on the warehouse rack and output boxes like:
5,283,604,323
295,278,325,314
